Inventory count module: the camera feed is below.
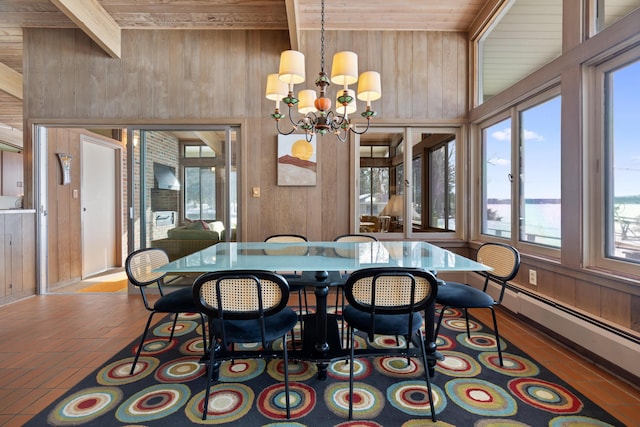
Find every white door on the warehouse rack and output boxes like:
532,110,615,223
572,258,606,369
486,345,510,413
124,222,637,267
81,138,116,277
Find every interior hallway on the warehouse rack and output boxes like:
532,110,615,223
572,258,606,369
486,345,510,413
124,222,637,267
0,292,638,426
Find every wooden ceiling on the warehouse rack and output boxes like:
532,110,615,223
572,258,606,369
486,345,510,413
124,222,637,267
0,0,491,146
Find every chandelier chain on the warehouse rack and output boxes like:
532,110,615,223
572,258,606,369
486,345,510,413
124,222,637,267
320,0,325,73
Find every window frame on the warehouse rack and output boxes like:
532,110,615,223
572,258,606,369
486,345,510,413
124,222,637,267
473,86,562,259
587,45,640,275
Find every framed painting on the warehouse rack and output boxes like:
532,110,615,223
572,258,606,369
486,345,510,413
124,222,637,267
277,134,317,186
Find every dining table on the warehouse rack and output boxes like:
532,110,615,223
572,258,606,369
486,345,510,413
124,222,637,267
156,240,490,379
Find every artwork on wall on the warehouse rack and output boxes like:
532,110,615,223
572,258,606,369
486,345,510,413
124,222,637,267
277,134,317,186
57,153,72,185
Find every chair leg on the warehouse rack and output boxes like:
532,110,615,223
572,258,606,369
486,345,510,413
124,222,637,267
130,312,156,375
464,308,471,338
348,327,355,420
418,330,437,422
283,333,291,419
434,305,447,338
202,339,218,420
169,313,179,341
489,307,503,366
198,313,208,354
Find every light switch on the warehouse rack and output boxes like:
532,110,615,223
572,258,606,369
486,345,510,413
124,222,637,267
72,189,79,199
252,187,260,198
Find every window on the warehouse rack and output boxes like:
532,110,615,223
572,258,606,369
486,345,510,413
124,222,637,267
356,128,460,236
482,117,512,239
184,166,217,220
478,0,562,103
601,56,640,264
519,95,561,247
589,0,640,36
480,91,561,251
429,139,456,231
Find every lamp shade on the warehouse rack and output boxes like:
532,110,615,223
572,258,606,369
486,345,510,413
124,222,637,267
331,51,358,86
357,71,382,102
298,89,318,114
336,89,357,115
380,194,403,217
278,50,305,85
265,73,288,101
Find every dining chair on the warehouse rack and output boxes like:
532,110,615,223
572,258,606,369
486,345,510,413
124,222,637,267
125,247,207,375
332,234,378,341
192,270,298,420
264,234,310,349
342,267,439,421
434,242,520,366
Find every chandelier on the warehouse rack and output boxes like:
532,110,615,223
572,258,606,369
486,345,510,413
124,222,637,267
265,0,381,142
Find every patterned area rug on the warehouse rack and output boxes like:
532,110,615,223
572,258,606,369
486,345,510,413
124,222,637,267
26,308,623,426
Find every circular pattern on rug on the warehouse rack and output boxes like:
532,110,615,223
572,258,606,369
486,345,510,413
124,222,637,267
179,336,206,355
435,334,455,350
436,351,482,377
373,356,424,378
478,352,540,377
508,378,583,414
152,319,197,337
475,419,532,427
328,357,371,380
324,381,384,419
387,380,445,417
436,306,463,318
97,356,159,385
257,381,316,419
46,386,123,426
267,359,318,381
132,337,177,356
402,420,455,427
218,358,266,381
185,383,254,423
441,316,483,333
154,356,206,383
370,335,407,349
335,421,384,427
445,378,517,417
177,312,201,321
549,415,618,426
115,383,191,423
456,332,506,352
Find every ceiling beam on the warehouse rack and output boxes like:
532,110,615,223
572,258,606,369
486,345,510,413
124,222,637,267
285,0,300,50
0,62,22,100
194,131,223,156
50,0,121,58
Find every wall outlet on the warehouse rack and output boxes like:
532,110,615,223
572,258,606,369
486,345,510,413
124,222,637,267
529,269,537,286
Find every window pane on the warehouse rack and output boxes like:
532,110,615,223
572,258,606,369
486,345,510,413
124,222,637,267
519,96,562,247
184,145,199,158
412,156,422,226
594,0,640,34
482,118,512,238
480,0,562,102
448,140,456,231
430,146,445,228
607,59,640,261
184,166,216,220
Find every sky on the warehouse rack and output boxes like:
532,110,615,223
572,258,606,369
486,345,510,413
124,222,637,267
483,58,639,200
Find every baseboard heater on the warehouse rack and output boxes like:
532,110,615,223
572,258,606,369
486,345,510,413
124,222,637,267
473,278,640,382
504,283,640,345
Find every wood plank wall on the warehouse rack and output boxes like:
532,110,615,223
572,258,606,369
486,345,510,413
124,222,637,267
0,211,35,305
23,28,468,244
45,128,125,289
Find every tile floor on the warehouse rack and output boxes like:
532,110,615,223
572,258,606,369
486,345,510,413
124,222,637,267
0,292,638,426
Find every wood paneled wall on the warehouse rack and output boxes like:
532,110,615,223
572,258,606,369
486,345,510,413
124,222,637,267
45,128,125,289
23,28,468,242
0,211,35,305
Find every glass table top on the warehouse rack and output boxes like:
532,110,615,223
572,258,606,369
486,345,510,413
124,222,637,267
156,241,490,274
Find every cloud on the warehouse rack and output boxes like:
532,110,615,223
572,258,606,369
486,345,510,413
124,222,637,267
487,157,510,166
523,129,544,141
491,128,511,141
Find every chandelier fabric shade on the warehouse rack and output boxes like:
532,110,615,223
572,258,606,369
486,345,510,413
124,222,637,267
266,0,381,142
